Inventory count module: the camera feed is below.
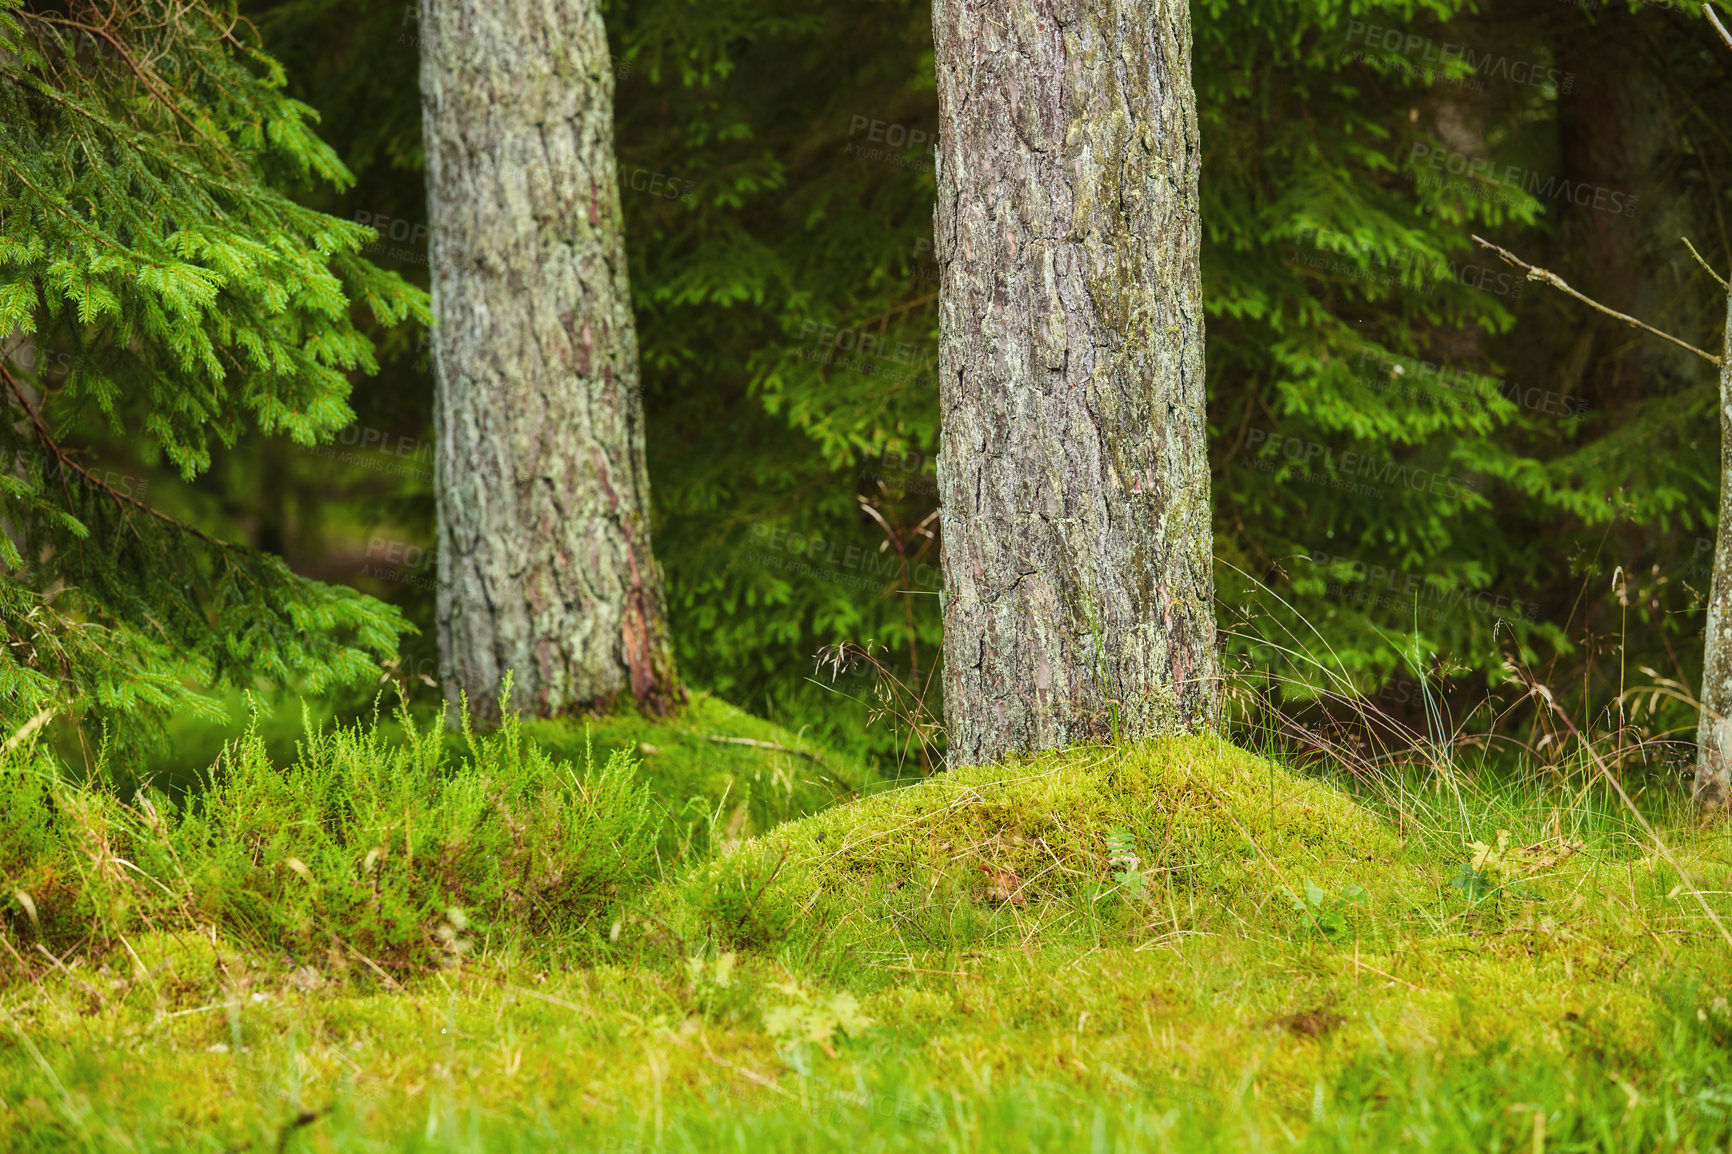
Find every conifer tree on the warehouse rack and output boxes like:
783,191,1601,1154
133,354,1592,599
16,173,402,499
0,0,425,741
241,0,1732,764
418,0,679,722
930,0,1217,765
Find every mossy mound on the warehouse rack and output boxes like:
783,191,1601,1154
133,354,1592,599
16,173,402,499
652,732,1408,956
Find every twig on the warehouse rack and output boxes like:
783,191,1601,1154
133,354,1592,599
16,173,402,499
845,294,937,333
29,12,236,164
2,709,55,755
1342,953,1426,992
500,981,616,1021
705,735,827,765
34,943,106,1005
1709,4,1732,54
1683,236,1731,291
1472,236,1721,366
0,931,39,981
343,942,403,991
151,1000,238,1025
861,962,972,977
683,1031,796,1098
0,362,221,543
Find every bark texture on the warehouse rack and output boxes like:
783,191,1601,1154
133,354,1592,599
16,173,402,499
1697,292,1732,813
932,0,1217,767
418,0,677,722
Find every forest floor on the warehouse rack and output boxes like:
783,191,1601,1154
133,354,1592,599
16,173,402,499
3,697,1731,1152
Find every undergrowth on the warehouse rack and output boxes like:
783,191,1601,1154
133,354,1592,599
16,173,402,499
4,670,1732,1152
1,687,663,973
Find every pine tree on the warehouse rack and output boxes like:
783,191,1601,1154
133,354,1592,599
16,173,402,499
930,0,1217,765
417,0,679,723
0,0,425,742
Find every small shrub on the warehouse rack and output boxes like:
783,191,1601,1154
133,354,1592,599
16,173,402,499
1451,829,1544,905
761,978,874,1055
686,843,797,950
1290,877,1370,938
1,685,661,975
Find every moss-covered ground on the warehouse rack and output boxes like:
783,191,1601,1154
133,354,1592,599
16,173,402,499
3,706,1729,1152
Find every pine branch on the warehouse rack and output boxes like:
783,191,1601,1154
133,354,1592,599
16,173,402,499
0,360,221,547
1472,235,1722,367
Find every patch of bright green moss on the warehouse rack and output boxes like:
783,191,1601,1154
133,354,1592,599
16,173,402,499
654,733,1408,955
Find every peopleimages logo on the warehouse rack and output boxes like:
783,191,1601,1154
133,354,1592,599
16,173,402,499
746,522,940,591
1343,21,1575,94
1288,226,1524,300
844,114,936,170
1244,427,1483,503
1305,549,1540,623
1404,144,1638,217
1354,351,1591,419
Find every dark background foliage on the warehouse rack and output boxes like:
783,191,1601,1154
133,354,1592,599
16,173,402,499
74,0,1732,770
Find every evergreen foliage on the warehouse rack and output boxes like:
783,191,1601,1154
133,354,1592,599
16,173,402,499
597,0,1732,750
0,0,425,743
36,0,1732,766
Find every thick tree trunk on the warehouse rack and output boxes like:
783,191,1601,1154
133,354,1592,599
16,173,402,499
931,0,1217,767
1697,293,1732,813
418,0,678,722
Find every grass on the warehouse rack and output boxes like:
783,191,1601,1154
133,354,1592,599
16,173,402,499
3,699,1731,1152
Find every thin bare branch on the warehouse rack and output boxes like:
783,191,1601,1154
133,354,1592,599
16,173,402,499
1708,4,1732,53
1683,235,1731,291
1473,235,1721,366
704,735,827,764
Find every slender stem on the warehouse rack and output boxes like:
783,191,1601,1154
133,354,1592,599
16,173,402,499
0,361,217,546
845,294,937,334
1683,236,1730,291
1708,3,1732,54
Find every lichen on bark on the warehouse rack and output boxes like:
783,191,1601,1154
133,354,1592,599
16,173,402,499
1697,292,1732,813
418,0,678,722
932,0,1218,768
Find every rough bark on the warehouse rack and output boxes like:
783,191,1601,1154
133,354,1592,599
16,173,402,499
418,0,678,722
1697,292,1732,813
931,0,1217,767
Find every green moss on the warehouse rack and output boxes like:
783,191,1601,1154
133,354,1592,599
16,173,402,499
5,719,1731,1151
654,733,1406,954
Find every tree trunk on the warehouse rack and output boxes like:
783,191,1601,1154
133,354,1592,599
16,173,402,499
931,0,1217,768
418,0,678,723
1697,292,1732,813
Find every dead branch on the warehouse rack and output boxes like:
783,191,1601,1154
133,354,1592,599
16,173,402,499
1472,236,1721,367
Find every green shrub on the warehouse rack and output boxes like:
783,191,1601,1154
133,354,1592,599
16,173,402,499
684,842,798,951
1,689,661,973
